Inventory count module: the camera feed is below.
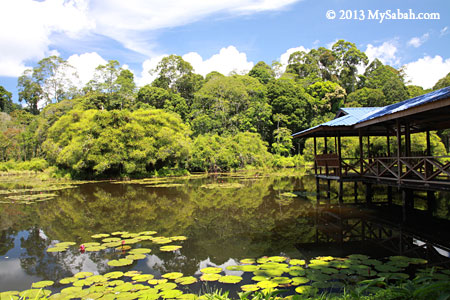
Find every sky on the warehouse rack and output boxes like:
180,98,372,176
0,0,449,103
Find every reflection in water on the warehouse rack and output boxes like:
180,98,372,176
0,173,449,292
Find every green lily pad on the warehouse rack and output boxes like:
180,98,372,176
410,258,428,264
257,257,270,264
20,289,52,299
116,245,132,251
148,279,168,285
377,272,409,280
47,247,67,252
114,282,134,292
162,272,184,280
160,289,183,299
132,274,155,282
108,258,133,267
82,242,101,248
256,280,278,289
267,256,287,262
175,276,197,285
289,259,306,265
295,286,317,295
73,279,92,287
251,276,271,282
155,282,177,291
259,262,289,270
104,271,124,279
200,267,222,274
289,269,306,277
54,242,76,247
59,276,78,284
348,254,369,260
177,294,197,300
312,281,333,289
138,235,154,241
122,238,140,245
170,236,187,241
152,237,172,244
200,274,222,281
61,286,83,294
112,231,128,236
92,233,110,239
160,245,182,252
0,291,19,300
126,253,147,260
86,275,107,283
85,246,107,252
241,284,260,292
218,275,243,284
291,277,310,285
129,248,152,254
102,241,123,248
31,280,55,288
122,233,139,238
75,272,94,279
102,237,121,243
375,264,401,272
253,269,284,277
139,231,157,236
321,267,339,274
271,277,292,285
226,265,241,271
240,265,260,272
83,292,104,299
240,258,255,264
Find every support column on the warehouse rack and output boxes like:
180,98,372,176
359,130,364,175
386,128,391,157
426,130,432,179
313,136,318,175
387,186,393,205
339,181,343,204
354,181,358,203
401,188,414,221
365,183,372,205
324,136,329,177
337,134,342,177
396,120,402,183
405,122,411,157
427,191,436,216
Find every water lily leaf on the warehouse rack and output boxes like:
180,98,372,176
102,237,121,243
114,282,135,292
155,282,177,291
0,291,19,300
122,233,139,238
132,274,155,282
256,280,278,289
82,242,101,248
377,272,409,280
200,183,243,189
348,254,369,260
116,245,132,251
295,286,317,295
20,289,52,299
73,279,92,287
218,275,243,284
240,265,260,272
251,276,271,282
175,276,197,285
160,245,182,252
122,238,140,245
267,256,287,263
86,275,107,283
241,284,260,292
108,258,133,267
129,248,152,254
170,236,187,241
92,233,110,239
54,242,76,247
137,235,153,241
200,267,222,274
291,277,310,285
126,253,147,260
112,231,128,236
61,286,83,294
260,262,288,270
289,259,306,266
59,277,78,284
226,265,241,271
75,272,94,279
85,246,107,252
409,258,427,264
254,269,284,277
160,289,183,299
162,272,184,280
47,247,67,252
200,274,222,281
312,281,333,289
271,277,292,285
375,264,401,272
307,272,331,281
177,293,197,300
152,237,172,244
321,267,339,275
139,231,157,236
257,257,270,264
104,271,124,279
83,292,104,299
387,260,409,268
102,241,122,248
107,280,125,287
31,280,55,288
240,258,255,264
289,269,306,277
148,279,168,285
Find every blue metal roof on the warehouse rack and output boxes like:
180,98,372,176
357,86,450,124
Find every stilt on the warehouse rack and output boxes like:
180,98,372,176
365,183,372,205
354,181,358,203
387,186,393,205
427,191,436,215
338,180,343,204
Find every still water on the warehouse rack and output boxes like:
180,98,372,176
0,172,449,294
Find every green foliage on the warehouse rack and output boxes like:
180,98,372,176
43,109,191,178
188,132,271,172
249,61,275,84
346,88,385,107
306,81,346,116
272,127,293,156
0,85,16,113
137,85,188,119
433,72,450,90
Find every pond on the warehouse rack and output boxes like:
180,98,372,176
0,172,449,298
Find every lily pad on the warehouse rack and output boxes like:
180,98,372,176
47,247,67,252
92,233,110,239
61,286,83,294
295,286,317,295
289,269,306,277
132,274,155,282
116,245,132,251
155,282,177,291
271,277,292,285
103,241,123,248
85,246,107,252
218,275,243,284
152,237,172,244
291,277,310,285
160,245,182,252
251,276,271,282
59,277,78,284
175,276,197,285
129,248,152,254
348,254,369,260
256,280,278,289
240,265,260,272
75,272,94,279
20,289,52,299
289,259,306,266
240,258,255,264
162,272,184,280
31,280,54,288
102,237,121,243
160,289,183,299
200,274,222,281
148,279,168,285
122,238,140,245
200,267,222,274
126,253,147,260
267,256,287,262
108,258,133,267
112,231,128,236
177,294,197,300
54,242,76,247
170,236,187,241
241,284,260,292
82,242,101,248
139,231,157,236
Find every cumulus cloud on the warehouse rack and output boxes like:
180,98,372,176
0,0,93,77
365,41,399,65
407,33,429,48
404,55,450,89
183,46,253,77
66,52,108,87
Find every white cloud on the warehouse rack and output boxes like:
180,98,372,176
365,41,399,65
407,33,429,48
67,52,108,86
0,0,93,77
137,55,169,86
404,55,450,89
183,46,253,76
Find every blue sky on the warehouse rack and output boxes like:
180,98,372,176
1,0,449,103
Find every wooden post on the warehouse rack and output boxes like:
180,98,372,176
396,120,402,183
386,128,391,157
426,130,431,179
339,181,343,204
427,191,436,216
365,183,372,205
316,177,320,205
405,122,411,157
387,186,393,205
324,136,329,177
334,136,338,153
359,130,363,175
337,133,342,177
354,181,358,203
313,136,318,175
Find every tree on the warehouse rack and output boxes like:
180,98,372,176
332,40,368,94
114,69,136,109
306,81,346,116
346,87,385,107
0,86,14,113
407,85,429,98
18,69,42,115
137,85,188,119
285,51,321,82
248,61,275,84
272,127,293,156
433,72,450,90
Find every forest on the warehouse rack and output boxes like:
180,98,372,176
0,39,449,179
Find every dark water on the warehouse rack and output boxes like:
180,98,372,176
0,172,449,294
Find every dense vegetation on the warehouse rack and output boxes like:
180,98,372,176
1,40,449,178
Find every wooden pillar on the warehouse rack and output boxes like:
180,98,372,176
427,191,436,215
401,188,414,221
386,128,391,157
365,183,372,205
316,177,320,205
405,122,411,157
426,130,431,156
354,181,358,203
313,136,318,175
337,134,342,177
426,130,431,179
327,179,331,202
334,136,338,153
359,130,363,174
324,136,329,176
387,186,393,205
367,135,371,159
396,120,402,183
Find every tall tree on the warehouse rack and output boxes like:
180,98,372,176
433,72,450,90
248,61,275,84
18,69,42,115
0,86,14,113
